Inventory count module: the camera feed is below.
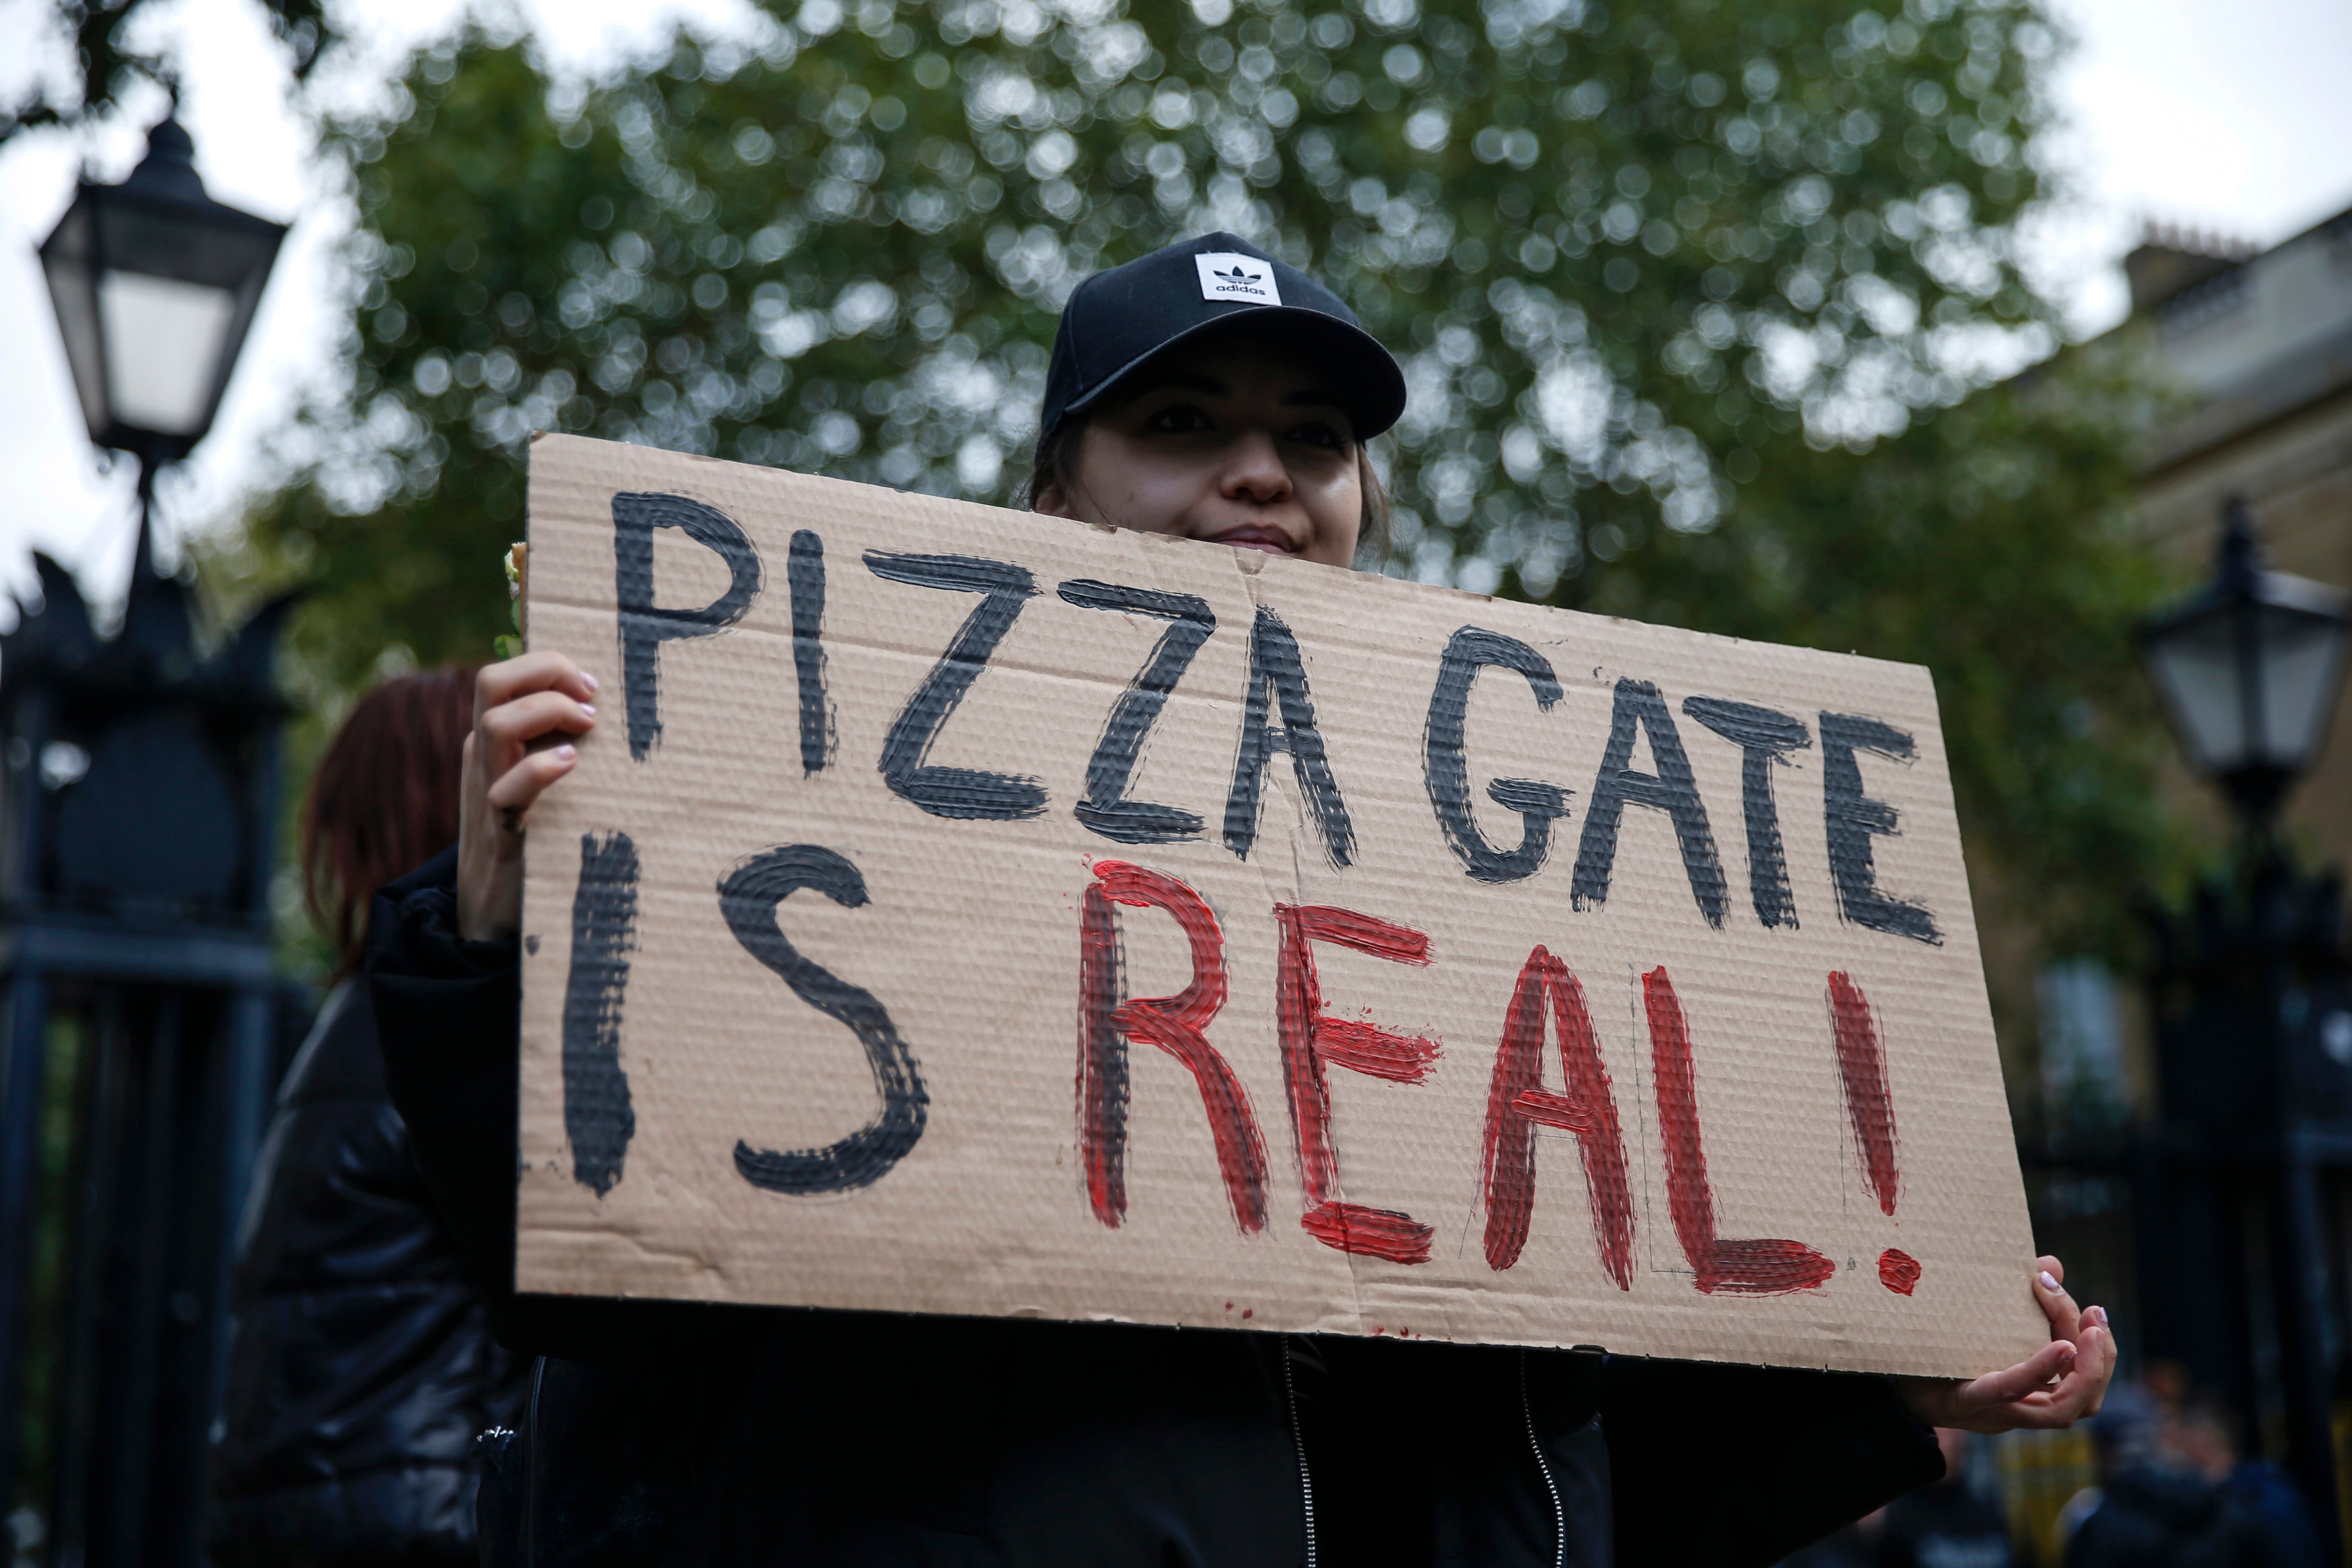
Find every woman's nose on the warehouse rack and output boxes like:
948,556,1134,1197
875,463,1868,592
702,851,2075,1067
1219,431,1292,501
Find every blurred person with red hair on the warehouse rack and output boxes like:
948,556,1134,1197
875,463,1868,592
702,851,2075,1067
208,667,525,1567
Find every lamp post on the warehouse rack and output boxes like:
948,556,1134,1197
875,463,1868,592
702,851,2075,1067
2139,496,2352,1558
2143,498,2352,828
36,112,285,478
0,113,295,1563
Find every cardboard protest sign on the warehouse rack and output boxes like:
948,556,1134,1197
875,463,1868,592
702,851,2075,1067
515,431,2046,1379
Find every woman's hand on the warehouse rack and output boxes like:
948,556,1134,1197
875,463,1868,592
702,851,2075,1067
456,653,599,941
1896,1255,2115,1434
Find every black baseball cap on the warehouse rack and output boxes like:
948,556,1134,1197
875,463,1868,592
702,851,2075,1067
1040,233,1407,443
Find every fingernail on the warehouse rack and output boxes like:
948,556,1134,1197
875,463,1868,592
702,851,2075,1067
583,673,599,692
580,703,596,717
556,743,577,760
2087,1306,2109,1328
2056,1343,2077,1364
2038,1271,2060,1293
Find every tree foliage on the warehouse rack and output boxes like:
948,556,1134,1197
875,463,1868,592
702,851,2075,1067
205,0,2185,973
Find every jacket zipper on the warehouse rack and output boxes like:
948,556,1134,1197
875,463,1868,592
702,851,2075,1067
524,1356,546,1568
1282,1335,1318,1568
1520,1350,1564,1568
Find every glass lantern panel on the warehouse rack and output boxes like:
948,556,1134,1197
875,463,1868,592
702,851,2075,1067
2255,605,2349,769
37,206,109,439
2146,610,2247,773
98,270,237,437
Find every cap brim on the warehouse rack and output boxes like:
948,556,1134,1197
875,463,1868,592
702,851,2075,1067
1063,306,1407,441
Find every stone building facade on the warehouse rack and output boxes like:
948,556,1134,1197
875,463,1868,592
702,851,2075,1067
2129,210,2352,859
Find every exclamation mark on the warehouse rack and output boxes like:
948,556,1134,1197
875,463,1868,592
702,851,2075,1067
1828,971,1919,1295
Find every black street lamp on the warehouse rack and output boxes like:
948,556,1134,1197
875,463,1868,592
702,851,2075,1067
0,113,300,1564
2137,497,2352,1561
2143,497,2351,826
37,113,286,475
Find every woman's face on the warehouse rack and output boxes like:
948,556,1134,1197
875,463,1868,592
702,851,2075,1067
1034,336,1362,568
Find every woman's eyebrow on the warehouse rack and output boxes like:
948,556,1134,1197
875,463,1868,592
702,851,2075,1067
1280,389,1347,409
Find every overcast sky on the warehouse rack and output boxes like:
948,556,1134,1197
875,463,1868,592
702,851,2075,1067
0,0,2347,622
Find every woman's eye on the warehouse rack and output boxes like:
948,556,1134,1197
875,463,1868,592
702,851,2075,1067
1288,421,1345,450
1144,404,1213,432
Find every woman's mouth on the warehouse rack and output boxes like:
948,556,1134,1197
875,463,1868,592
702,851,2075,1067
1205,526,1297,556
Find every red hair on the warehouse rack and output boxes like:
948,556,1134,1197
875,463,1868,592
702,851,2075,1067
303,666,480,976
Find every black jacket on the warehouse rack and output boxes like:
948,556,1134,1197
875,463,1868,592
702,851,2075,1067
210,978,524,1567
369,850,1943,1568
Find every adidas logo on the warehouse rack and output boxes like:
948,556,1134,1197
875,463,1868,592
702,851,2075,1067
1194,251,1282,305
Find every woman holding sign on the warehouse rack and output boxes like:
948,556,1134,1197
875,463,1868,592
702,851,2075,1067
372,234,2113,1567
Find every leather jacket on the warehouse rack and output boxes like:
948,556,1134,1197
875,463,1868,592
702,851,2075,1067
210,979,525,1566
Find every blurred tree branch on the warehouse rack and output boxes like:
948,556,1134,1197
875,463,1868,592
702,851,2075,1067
2,0,331,141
